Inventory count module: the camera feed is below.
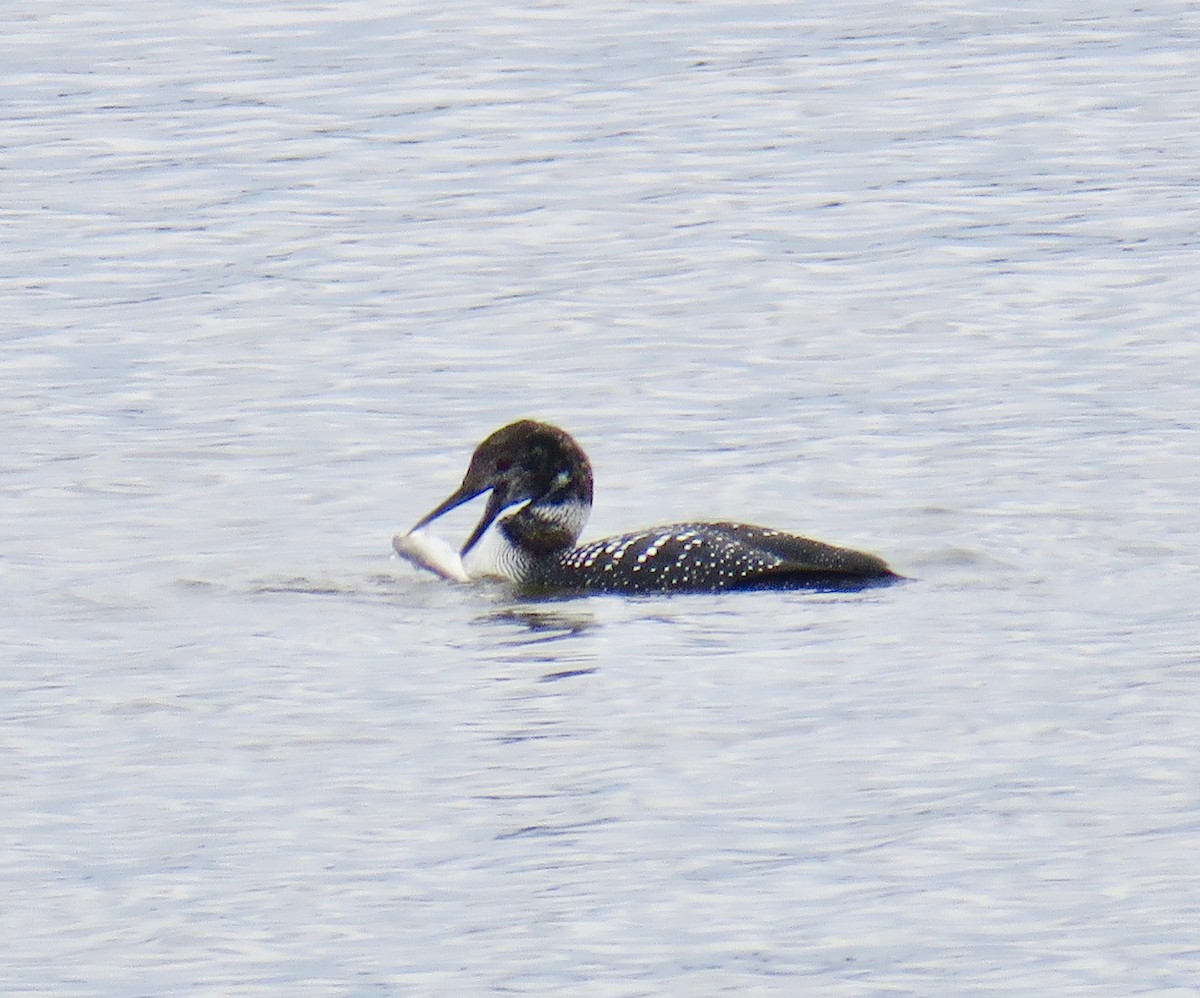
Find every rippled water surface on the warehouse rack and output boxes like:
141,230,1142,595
5,1,1200,993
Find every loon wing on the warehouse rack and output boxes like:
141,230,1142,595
703,522,896,582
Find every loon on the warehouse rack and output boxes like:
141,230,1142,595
396,420,899,595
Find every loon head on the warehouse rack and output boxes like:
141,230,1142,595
411,420,594,557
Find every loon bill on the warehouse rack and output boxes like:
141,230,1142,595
395,420,900,595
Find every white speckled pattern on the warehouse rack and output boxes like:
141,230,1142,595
529,521,892,594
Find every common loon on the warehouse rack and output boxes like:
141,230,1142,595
396,420,899,595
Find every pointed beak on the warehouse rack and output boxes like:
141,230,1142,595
410,481,484,533
459,487,508,556
410,479,509,557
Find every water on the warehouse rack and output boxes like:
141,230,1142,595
4,1,1199,993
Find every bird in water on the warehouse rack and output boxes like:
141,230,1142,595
395,420,899,595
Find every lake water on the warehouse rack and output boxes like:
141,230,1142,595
4,1,1199,994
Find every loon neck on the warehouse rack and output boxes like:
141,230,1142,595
498,496,590,558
